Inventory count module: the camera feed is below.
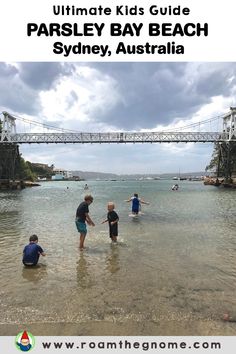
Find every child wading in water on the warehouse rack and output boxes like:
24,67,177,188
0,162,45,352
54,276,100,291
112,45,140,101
125,193,149,215
101,202,119,243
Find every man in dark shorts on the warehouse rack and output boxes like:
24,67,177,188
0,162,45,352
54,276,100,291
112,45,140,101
75,194,95,250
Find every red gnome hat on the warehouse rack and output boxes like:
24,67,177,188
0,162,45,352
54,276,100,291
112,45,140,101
21,331,29,340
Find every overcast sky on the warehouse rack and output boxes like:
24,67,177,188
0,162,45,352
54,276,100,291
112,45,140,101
1,62,236,174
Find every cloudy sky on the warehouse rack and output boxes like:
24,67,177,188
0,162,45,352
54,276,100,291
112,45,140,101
1,62,236,175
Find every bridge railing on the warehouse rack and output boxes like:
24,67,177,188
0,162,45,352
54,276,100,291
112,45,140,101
0,131,232,144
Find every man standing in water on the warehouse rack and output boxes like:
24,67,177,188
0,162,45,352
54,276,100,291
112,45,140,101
75,195,95,250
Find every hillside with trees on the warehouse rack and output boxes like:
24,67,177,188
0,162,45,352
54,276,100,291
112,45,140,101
15,158,54,181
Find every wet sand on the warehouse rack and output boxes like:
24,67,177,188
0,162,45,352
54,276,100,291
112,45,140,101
0,318,235,336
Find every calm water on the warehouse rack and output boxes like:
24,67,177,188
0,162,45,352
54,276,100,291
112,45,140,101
0,180,236,335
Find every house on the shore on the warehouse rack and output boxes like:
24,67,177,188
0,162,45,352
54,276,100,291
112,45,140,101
52,168,73,180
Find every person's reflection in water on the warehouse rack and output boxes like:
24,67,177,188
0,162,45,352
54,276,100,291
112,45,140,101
76,253,92,289
105,244,120,274
22,264,47,284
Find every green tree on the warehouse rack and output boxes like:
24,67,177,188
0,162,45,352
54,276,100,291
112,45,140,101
28,162,54,179
205,143,220,172
18,157,37,181
206,142,236,177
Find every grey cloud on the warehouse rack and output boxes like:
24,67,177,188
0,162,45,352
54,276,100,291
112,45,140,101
18,63,76,91
0,62,18,77
0,63,41,114
0,62,77,115
65,90,79,110
89,62,236,129
195,64,236,97
41,120,62,129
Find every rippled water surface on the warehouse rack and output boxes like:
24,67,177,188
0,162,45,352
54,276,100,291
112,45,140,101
0,180,236,335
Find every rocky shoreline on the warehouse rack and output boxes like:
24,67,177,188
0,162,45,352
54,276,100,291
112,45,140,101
204,177,236,188
0,179,40,190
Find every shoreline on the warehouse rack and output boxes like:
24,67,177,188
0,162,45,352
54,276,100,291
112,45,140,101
0,179,40,190
204,177,236,188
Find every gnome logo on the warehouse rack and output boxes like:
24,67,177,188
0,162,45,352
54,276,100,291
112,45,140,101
15,331,35,352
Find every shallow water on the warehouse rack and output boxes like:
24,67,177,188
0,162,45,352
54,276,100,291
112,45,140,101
0,180,236,335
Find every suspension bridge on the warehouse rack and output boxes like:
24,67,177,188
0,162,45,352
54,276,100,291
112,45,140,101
0,108,235,185
0,109,236,144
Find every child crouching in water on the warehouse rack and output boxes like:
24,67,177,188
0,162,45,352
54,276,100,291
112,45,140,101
101,202,119,243
22,234,46,266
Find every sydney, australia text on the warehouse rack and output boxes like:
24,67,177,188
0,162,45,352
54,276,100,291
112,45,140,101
53,41,184,57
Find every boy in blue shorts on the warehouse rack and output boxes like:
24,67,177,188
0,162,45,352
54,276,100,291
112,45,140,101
22,234,46,266
75,194,95,250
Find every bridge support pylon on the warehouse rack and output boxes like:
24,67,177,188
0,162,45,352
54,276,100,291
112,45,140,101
0,112,20,183
217,107,236,181
0,143,20,181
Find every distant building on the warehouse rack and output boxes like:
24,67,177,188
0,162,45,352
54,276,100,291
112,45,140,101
52,168,73,180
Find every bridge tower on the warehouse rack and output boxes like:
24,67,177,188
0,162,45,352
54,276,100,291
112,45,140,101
0,112,20,181
0,111,17,141
217,107,236,180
